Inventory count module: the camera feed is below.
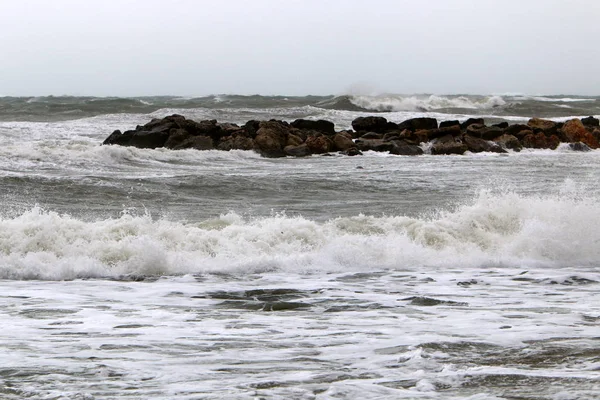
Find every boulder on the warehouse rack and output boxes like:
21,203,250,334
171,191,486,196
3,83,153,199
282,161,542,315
492,122,509,129
305,135,332,154
351,116,392,133
561,119,599,148
360,132,384,139
332,132,355,151
127,130,171,149
463,135,507,153
164,128,191,149
355,139,396,153
522,132,560,149
439,120,460,128
254,120,290,157
103,129,131,146
171,135,214,150
243,120,261,138
217,133,255,151
286,133,304,147
494,134,522,151
527,118,557,135
397,117,438,131
390,141,424,156
568,142,592,152
343,147,362,156
291,119,335,135
505,124,532,139
460,118,484,129
581,116,600,127
284,144,311,157
425,125,462,141
466,124,504,140
431,135,468,155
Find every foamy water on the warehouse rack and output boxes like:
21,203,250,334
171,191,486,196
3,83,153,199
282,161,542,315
0,107,599,399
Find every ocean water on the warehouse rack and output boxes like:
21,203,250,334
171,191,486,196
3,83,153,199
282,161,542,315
0,95,599,399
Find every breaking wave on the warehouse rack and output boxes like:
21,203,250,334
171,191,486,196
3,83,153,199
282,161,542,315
1,189,599,280
345,94,507,112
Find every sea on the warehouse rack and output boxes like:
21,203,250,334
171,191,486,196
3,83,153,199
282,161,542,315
0,93,599,399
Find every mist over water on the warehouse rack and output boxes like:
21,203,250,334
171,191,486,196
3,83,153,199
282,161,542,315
0,95,599,399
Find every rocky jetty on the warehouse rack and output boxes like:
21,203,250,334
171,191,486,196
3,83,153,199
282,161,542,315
103,114,600,157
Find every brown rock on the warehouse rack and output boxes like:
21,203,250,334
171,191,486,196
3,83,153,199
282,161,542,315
355,139,396,153
217,134,254,151
463,135,507,153
494,134,522,151
305,135,332,154
528,118,557,134
522,132,559,149
561,119,599,148
431,135,468,155
254,120,290,157
284,144,311,157
461,118,485,129
286,134,304,147
466,124,504,140
332,132,355,151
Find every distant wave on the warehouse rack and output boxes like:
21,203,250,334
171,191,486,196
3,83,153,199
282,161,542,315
0,94,597,122
338,94,507,112
2,189,599,280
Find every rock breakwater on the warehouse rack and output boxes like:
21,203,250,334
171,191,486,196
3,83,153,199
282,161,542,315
103,114,600,157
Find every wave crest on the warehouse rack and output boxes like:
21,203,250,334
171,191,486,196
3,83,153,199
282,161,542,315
1,189,599,280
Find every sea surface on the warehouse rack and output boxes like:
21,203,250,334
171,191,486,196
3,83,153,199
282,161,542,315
0,94,599,399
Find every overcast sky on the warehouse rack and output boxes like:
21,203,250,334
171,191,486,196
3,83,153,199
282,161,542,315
1,0,599,96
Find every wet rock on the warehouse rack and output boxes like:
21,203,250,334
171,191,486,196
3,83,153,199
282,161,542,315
125,130,171,149
171,135,214,150
351,116,393,133
254,120,290,157
286,133,304,147
332,132,355,151
460,118,484,129
291,119,335,135
527,118,557,135
561,119,599,148
493,122,509,129
216,133,254,151
463,135,507,153
305,135,332,154
284,144,311,157
466,124,504,140
431,134,468,155
581,116,600,127
355,139,396,153
522,132,560,149
390,141,424,155
505,124,532,139
439,120,460,128
397,117,438,131
343,147,362,156
360,132,384,139
494,134,523,151
568,142,592,152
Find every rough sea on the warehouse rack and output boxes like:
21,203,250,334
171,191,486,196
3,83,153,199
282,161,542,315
0,94,599,399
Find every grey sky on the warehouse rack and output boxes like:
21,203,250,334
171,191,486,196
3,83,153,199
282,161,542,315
1,0,599,96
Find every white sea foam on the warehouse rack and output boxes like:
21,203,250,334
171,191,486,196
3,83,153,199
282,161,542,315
2,189,599,280
349,95,507,112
